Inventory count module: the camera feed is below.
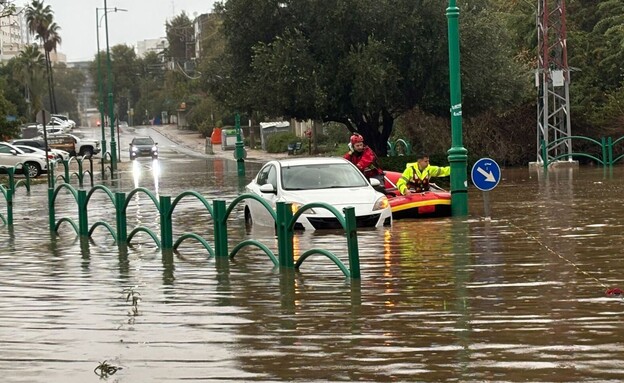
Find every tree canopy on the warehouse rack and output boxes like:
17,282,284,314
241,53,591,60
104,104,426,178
206,0,529,154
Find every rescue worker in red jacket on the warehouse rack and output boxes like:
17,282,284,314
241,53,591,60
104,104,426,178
396,153,450,195
344,133,385,189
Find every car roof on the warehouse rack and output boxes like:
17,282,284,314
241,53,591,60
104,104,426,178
274,157,350,167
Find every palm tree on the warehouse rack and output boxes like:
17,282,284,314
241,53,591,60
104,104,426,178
14,44,46,119
25,0,61,114
42,21,62,113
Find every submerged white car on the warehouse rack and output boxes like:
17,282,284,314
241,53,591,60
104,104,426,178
244,157,392,230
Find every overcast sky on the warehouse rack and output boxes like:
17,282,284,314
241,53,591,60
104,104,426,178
41,0,218,62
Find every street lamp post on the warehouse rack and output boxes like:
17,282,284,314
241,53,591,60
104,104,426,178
104,0,120,173
95,8,106,177
96,5,126,177
234,113,246,176
446,0,468,216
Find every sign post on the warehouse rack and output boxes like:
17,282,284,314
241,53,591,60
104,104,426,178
470,158,501,219
36,109,52,188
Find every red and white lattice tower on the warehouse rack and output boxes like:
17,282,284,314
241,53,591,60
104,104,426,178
536,0,572,163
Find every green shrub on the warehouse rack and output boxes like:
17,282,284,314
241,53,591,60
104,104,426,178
378,153,449,172
197,120,213,138
266,132,300,153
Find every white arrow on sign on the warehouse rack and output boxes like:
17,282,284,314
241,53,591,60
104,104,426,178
477,167,496,182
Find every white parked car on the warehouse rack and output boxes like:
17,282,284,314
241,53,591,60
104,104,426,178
0,142,49,178
244,157,392,230
10,139,70,161
14,145,70,163
51,114,76,129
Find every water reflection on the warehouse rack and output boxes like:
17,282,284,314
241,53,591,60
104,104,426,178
131,158,160,193
2,165,624,381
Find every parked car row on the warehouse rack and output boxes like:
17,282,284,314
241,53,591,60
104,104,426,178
10,139,70,161
0,141,51,178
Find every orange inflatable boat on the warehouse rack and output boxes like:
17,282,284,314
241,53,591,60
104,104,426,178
383,171,452,219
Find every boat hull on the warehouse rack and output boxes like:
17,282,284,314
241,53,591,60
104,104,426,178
383,171,452,219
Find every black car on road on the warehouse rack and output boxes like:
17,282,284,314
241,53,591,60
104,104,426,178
129,136,158,160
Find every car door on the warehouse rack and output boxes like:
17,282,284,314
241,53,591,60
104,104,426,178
249,164,279,224
0,143,17,168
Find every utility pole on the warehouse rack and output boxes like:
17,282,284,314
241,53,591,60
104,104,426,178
104,0,117,172
536,0,572,165
446,0,468,216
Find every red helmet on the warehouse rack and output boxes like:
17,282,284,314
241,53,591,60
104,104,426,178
350,134,364,145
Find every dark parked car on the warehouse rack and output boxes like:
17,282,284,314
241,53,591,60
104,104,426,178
129,136,158,160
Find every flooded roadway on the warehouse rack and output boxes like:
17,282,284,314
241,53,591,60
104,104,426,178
1,129,624,381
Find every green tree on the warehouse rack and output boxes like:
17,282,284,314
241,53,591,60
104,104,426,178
25,0,62,114
209,0,528,155
13,44,46,120
48,63,84,118
166,12,194,65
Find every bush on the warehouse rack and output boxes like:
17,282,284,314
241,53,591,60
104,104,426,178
266,132,300,153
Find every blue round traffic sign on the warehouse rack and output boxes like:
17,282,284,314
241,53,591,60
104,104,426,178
471,158,501,191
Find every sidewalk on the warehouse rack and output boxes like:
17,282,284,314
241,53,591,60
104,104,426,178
149,124,289,163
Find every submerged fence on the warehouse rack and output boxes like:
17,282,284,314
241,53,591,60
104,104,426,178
0,167,362,279
540,136,624,168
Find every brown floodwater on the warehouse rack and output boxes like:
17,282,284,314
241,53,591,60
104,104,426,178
1,154,624,382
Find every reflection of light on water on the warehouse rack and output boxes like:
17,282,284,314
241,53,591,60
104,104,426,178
132,160,141,188
293,234,300,261
383,229,392,277
152,159,160,194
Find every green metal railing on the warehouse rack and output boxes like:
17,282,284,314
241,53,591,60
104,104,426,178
101,151,115,179
50,156,95,188
608,136,624,166
48,184,362,279
387,139,412,157
540,135,624,168
0,165,32,226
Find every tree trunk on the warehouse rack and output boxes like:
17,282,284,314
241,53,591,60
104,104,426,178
44,51,54,114
48,55,57,114
353,109,394,157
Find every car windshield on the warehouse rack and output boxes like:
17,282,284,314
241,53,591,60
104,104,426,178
133,138,154,146
281,163,369,190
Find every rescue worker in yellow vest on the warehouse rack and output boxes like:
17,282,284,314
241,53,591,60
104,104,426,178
396,153,451,196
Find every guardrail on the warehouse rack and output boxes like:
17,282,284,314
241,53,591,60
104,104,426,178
387,139,412,157
540,135,624,168
0,165,32,226
50,156,94,188
48,184,362,279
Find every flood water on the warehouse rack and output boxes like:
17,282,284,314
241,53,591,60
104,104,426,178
1,156,624,382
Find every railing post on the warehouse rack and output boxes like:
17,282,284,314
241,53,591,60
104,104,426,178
6,187,13,226
115,192,127,245
89,158,94,187
63,160,69,183
77,189,89,237
7,167,15,196
607,137,613,166
48,188,55,233
343,207,360,279
77,158,84,188
540,139,548,170
213,200,228,257
601,137,607,167
276,202,294,268
159,195,173,251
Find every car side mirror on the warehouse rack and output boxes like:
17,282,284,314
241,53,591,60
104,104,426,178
259,184,275,194
369,178,381,186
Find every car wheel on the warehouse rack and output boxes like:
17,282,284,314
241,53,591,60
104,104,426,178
81,148,93,158
24,162,41,178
